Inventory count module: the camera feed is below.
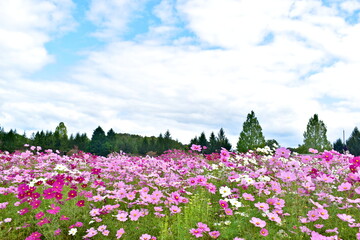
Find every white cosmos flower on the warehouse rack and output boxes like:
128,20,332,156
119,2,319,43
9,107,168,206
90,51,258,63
219,186,232,197
68,228,77,236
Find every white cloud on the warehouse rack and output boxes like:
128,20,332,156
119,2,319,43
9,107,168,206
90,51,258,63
2,0,360,149
0,0,75,78
86,0,149,39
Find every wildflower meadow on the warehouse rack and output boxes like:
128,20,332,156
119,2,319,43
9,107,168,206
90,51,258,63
0,145,359,240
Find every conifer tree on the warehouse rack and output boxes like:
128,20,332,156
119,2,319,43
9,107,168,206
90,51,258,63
217,128,232,151
302,114,332,152
237,111,265,153
90,126,108,156
346,127,360,156
333,138,344,153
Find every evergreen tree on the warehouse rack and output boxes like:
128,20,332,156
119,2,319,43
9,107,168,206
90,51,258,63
106,128,117,153
208,132,217,153
90,126,108,156
346,127,360,156
189,136,199,146
163,130,172,151
237,111,265,153
198,132,208,149
54,122,69,153
217,128,232,151
333,138,345,153
302,114,332,152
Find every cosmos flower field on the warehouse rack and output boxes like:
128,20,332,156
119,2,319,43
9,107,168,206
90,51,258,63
0,145,359,240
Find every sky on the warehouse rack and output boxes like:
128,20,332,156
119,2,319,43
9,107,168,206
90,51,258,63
1,0,360,149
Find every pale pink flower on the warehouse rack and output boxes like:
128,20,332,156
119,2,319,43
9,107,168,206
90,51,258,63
250,217,266,228
116,228,125,239
338,182,352,191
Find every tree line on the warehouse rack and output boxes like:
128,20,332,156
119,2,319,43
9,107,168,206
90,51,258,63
1,111,360,156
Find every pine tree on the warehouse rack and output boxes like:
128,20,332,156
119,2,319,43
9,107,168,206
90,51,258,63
198,132,208,149
302,114,332,152
236,111,265,153
90,126,108,156
208,132,217,153
106,128,117,153
333,138,344,153
346,127,360,156
217,128,232,151
54,122,69,153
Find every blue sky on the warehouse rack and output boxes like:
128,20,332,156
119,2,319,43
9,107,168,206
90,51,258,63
1,0,360,149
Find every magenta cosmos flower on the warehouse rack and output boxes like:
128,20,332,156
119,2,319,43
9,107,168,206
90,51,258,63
260,228,269,236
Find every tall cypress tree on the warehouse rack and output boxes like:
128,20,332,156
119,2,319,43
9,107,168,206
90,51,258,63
302,114,332,152
236,111,265,153
346,127,360,156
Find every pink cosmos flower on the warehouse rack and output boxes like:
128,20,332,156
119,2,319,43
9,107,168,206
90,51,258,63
35,211,44,219
260,228,269,236
116,212,128,222
337,213,355,223
68,190,77,198
140,234,152,240
219,200,229,208
85,227,98,238
98,225,107,232
54,228,61,236
267,212,281,223
169,205,181,214
255,202,270,211
250,217,266,228
307,209,320,222
190,228,203,238
18,208,29,215
47,204,61,214
37,217,51,226
190,144,202,152
309,148,318,153
317,208,329,220
76,200,85,207
275,147,290,158
209,231,221,239
116,228,125,239
224,208,233,215
60,215,70,220
74,222,83,227
242,193,255,201
30,200,42,209
197,222,210,232
314,224,323,229
338,182,352,191
102,230,110,236
220,148,230,161
129,209,141,221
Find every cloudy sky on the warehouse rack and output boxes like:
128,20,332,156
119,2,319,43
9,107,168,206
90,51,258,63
1,0,360,148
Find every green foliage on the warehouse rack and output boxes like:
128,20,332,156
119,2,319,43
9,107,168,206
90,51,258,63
190,128,232,153
90,126,108,156
236,111,266,153
217,128,232,151
333,138,344,153
346,127,360,156
301,114,332,152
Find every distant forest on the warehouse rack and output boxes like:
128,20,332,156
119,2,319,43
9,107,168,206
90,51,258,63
2,111,359,156
0,122,232,156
